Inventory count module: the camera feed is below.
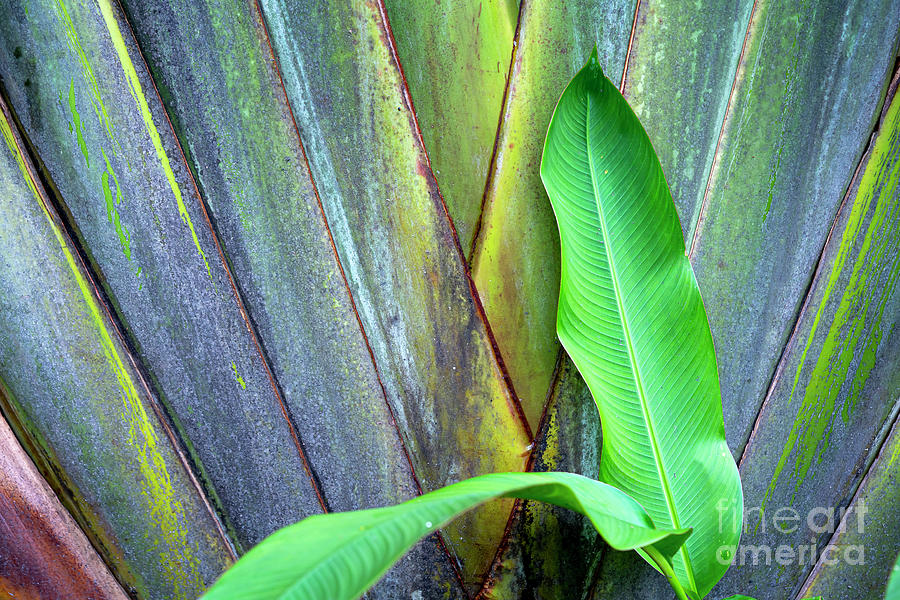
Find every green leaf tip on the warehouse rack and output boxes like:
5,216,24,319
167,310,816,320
585,45,604,84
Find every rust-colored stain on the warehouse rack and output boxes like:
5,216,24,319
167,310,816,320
0,416,128,600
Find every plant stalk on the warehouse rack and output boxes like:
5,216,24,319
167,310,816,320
644,546,691,600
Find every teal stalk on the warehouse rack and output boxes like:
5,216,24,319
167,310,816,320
119,0,468,595
714,72,900,599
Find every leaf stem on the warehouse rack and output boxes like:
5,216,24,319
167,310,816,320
644,546,691,600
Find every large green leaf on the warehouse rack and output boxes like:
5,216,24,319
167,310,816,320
202,472,690,600
540,50,742,598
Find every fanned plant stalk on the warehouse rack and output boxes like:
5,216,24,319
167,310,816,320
202,49,744,600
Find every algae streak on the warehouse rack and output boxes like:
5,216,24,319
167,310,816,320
54,0,118,149
67,79,89,167
101,148,131,260
230,361,246,390
93,0,212,281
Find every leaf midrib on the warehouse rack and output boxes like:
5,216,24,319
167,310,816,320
584,93,697,593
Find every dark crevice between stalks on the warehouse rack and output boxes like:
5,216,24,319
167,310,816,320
473,499,526,600
583,548,609,600
110,0,331,520
374,0,534,443
474,349,564,598
737,61,900,466
793,402,900,600
250,1,471,595
466,0,526,265
688,0,760,258
476,350,608,599
0,88,237,597
619,0,642,92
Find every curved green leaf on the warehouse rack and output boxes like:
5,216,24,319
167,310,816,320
202,472,690,600
540,49,743,598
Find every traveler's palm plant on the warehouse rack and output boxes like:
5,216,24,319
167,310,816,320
0,1,898,599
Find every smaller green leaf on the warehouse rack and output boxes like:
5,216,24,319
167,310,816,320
202,472,690,600
886,552,900,600
721,596,822,600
